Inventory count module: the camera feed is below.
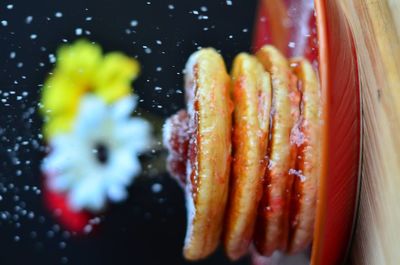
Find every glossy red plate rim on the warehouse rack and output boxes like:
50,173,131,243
312,1,361,264
253,0,361,264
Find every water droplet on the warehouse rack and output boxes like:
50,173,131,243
151,183,163,193
49,54,56,63
130,20,138,27
25,16,33,24
75,28,82,36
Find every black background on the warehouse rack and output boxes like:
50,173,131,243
0,0,257,264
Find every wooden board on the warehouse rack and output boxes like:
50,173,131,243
339,1,400,264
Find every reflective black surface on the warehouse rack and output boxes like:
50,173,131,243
0,1,257,264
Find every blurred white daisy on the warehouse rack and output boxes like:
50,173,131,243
42,95,151,212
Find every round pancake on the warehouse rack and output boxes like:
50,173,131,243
224,53,272,260
287,58,321,254
254,45,296,256
183,48,232,260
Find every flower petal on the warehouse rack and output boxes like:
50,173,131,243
107,150,141,185
107,185,127,202
114,118,152,152
95,83,131,103
48,173,75,192
43,114,75,139
110,95,137,121
74,96,107,137
69,175,106,212
41,73,83,118
57,40,102,85
94,52,140,89
42,136,76,173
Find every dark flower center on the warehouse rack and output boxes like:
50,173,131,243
94,143,108,164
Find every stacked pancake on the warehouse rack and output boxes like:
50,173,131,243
163,45,322,261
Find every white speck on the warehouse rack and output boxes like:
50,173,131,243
192,10,199,15
155,86,162,91
17,62,23,68
143,45,152,54
30,34,37,39
75,28,82,36
85,16,92,21
226,0,233,6
49,53,56,63
14,236,20,242
46,230,54,238
130,20,138,27
151,183,163,193
1,20,8,27
156,40,162,45
168,4,175,10
28,211,34,219
9,52,16,59
83,224,93,234
288,42,296,48
289,168,306,181
200,6,208,12
25,16,33,24
85,30,91,35
242,28,248,33
198,15,208,20
156,66,162,72
228,35,233,39
7,4,13,10
59,241,67,249
203,27,209,31
55,12,63,18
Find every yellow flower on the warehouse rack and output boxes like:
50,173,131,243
57,40,102,86
41,74,84,117
94,52,140,103
40,39,140,139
